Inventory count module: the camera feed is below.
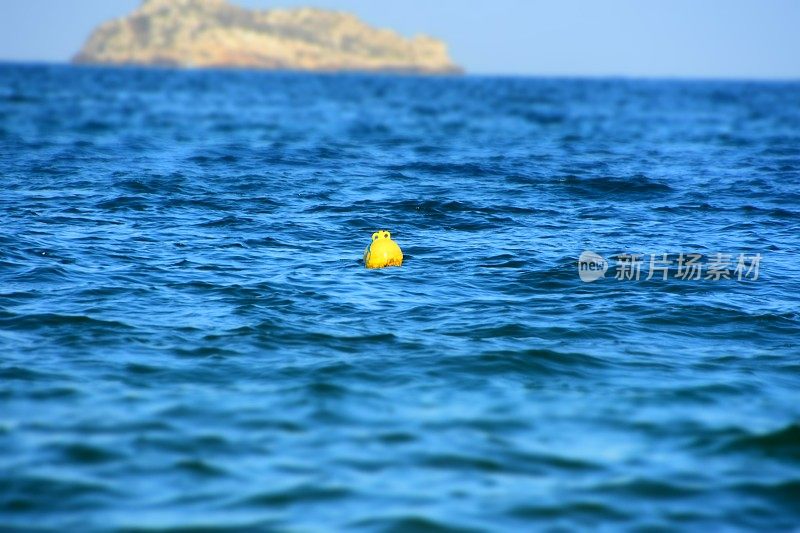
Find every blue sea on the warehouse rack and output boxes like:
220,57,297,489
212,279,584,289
1,64,799,531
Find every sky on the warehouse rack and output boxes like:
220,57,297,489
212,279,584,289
0,0,798,79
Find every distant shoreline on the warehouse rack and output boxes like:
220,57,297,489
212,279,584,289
0,60,464,78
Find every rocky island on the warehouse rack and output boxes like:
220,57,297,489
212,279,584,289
73,0,462,74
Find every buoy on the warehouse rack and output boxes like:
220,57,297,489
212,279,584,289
364,230,403,269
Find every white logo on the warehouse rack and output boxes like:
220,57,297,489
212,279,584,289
578,251,608,283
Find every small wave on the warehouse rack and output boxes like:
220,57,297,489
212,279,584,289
508,501,631,521
420,447,600,476
0,365,58,381
0,475,120,512
77,119,115,133
115,177,186,195
163,196,230,211
96,195,150,211
116,180,158,194
436,348,609,379
389,161,497,177
8,265,71,283
2,92,41,104
243,236,299,248
196,215,255,228
728,480,800,513
443,322,536,339
0,312,133,332
349,515,480,532
390,198,540,217
654,203,800,219
588,477,703,500
516,109,567,125
230,484,353,508
560,174,673,198
172,345,244,358
479,259,529,269
173,458,230,478
51,442,126,465
187,153,239,165
118,518,281,532
721,424,800,460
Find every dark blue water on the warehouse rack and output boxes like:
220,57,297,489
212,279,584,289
2,64,800,531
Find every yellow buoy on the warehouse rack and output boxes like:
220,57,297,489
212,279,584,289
364,230,404,269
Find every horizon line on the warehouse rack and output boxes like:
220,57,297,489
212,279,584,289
1,59,799,83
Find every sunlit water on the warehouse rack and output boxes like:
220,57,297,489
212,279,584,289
2,64,800,531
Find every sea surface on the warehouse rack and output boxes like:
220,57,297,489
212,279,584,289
1,64,799,531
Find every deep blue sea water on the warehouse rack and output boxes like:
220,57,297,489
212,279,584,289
1,64,800,531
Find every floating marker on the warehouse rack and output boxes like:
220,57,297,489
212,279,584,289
364,231,404,269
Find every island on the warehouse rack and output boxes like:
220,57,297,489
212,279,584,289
73,0,462,74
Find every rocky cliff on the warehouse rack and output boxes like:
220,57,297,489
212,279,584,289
73,0,461,74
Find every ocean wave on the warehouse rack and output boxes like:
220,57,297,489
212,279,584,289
2,65,799,531
559,174,674,198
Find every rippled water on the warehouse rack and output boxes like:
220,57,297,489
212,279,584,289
2,64,800,531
